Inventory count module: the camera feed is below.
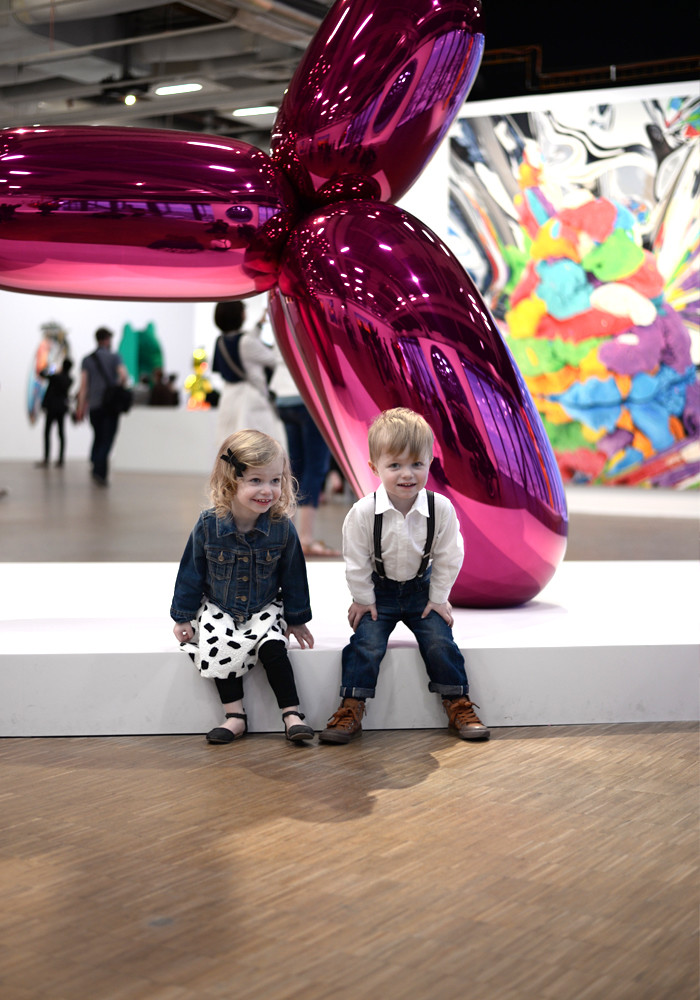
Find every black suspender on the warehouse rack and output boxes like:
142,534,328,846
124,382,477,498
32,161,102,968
373,503,386,577
421,490,436,576
374,490,435,579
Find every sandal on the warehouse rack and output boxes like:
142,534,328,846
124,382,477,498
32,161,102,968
302,540,341,558
282,710,315,743
206,711,248,744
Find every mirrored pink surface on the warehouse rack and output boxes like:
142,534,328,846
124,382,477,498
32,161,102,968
271,0,484,207
0,127,295,300
271,201,568,607
0,1,569,607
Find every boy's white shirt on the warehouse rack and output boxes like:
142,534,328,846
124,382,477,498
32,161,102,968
342,483,465,606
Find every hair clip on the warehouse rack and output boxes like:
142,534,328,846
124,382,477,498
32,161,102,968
220,448,247,477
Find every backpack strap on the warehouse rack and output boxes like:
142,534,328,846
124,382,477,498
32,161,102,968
91,349,116,386
214,333,246,382
373,490,435,580
91,350,122,408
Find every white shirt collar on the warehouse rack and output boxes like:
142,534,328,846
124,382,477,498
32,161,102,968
374,482,429,517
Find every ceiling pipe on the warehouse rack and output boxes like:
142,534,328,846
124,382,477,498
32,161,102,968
10,0,179,22
10,0,323,30
216,0,323,31
0,16,241,68
1,0,323,69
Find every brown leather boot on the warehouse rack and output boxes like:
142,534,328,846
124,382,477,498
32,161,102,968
443,696,490,741
319,698,365,744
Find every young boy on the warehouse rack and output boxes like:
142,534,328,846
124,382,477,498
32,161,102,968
319,407,489,744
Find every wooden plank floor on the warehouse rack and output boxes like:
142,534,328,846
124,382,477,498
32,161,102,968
1,723,697,1000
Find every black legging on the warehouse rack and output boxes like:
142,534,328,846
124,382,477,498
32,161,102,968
214,640,299,708
43,411,66,464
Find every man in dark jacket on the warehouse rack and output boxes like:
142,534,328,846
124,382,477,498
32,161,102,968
76,327,128,486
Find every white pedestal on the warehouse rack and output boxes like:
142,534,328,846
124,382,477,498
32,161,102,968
1,561,697,736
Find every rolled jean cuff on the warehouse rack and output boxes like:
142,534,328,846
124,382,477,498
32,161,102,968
428,682,469,697
339,685,374,699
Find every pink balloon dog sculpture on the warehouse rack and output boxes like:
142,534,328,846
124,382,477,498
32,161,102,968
0,0,567,606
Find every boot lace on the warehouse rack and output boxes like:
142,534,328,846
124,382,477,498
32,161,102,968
450,698,482,726
327,705,360,730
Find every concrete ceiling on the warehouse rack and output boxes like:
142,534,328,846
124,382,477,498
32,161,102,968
0,0,334,147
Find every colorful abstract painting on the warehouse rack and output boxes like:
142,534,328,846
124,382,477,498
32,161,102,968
448,90,699,488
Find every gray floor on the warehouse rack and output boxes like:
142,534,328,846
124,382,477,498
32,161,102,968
1,459,697,563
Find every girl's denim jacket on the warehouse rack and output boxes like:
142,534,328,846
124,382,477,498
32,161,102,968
170,508,311,627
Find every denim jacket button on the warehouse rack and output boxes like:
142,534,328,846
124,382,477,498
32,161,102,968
218,551,224,562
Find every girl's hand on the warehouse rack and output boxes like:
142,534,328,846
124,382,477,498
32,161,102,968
285,623,314,649
348,602,377,631
174,622,194,642
421,601,454,627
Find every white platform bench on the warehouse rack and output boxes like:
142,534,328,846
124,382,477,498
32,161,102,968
1,561,697,736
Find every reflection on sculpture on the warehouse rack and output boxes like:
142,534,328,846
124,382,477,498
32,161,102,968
270,5,484,206
271,201,567,607
0,129,295,300
0,0,568,607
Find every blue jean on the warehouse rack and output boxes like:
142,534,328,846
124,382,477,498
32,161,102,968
89,407,119,480
279,402,330,507
340,572,469,699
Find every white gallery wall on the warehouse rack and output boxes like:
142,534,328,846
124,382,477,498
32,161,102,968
0,294,191,461
0,292,264,464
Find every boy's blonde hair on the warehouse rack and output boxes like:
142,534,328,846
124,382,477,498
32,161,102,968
209,429,296,520
368,407,434,463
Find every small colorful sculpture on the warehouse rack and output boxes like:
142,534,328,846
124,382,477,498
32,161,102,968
184,349,214,410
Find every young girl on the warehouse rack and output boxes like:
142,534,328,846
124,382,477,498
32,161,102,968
170,429,315,744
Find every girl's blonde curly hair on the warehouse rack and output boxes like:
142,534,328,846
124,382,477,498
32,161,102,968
209,429,297,521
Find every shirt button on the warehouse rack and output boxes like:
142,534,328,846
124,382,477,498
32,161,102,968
241,576,248,582
239,595,247,602
242,557,249,563
218,552,224,562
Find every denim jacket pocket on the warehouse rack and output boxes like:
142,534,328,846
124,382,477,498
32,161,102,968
205,545,234,602
255,546,282,582
208,545,236,576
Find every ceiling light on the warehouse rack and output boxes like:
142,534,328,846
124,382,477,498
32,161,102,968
231,105,278,118
124,94,137,106
155,83,203,96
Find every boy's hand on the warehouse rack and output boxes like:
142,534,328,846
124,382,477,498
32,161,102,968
174,622,194,642
348,602,377,631
285,623,314,649
421,601,454,627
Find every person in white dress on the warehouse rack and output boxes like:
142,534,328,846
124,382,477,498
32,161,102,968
212,300,285,447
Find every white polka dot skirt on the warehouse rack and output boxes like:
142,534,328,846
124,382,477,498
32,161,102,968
180,598,287,678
